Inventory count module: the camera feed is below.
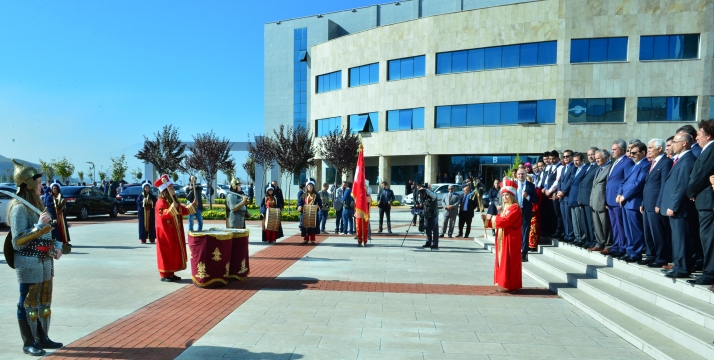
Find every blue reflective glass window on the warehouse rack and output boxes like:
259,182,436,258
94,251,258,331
586,98,606,122
413,56,425,77
640,36,654,60
710,97,714,120
650,97,667,121
502,45,520,68
349,114,358,133
606,98,626,122
317,76,324,93
301,38,307,49
452,51,468,73
467,49,484,71
518,101,537,123
467,104,483,126
436,52,452,74
608,37,628,61
485,47,502,69
484,103,500,125
501,102,519,125
412,108,424,129
669,35,684,59
401,57,414,79
369,111,378,131
330,72,338,90
653,36,669,60
520,43,538,67
388,60,400,80
536,100,556,124
294,92,300,104
369,63,379,83
387,110,399,130
336,72,341,89
538,41,557,65
570,39,589,63
682,34,699,58
300,92,306,103
568,99,587,123
451,105,467,127
589,38,608,62
350,67,359,87
435,106,451,128
637,98,653,121
399,109,412,130
360,65,370,85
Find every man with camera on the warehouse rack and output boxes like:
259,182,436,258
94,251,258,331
377,181,394,233
186,176,204,232
418,183,440,249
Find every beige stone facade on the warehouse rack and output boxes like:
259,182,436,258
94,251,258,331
309,0,712,195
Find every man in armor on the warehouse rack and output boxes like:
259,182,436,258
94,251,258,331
6,159,63,356
226,178,249,229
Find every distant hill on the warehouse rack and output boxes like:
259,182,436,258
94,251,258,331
0,155,41,182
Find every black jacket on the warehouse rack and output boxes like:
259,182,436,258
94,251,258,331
643,156,672,211
186,184,204,211
377,188,395,207
687,143,714,210
660,152,696,217
577,163,598,206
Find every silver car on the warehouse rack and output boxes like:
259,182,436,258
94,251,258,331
403,183,464,207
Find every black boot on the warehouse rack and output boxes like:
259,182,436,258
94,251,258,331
18,320,45,356
38,321,63,349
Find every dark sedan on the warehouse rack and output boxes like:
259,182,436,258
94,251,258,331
116,185,159,214
59,186,119,220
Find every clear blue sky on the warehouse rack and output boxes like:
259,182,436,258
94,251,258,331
0,0,378,184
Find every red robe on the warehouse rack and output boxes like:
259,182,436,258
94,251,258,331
155,198,191,275
494,203,523,291
528,187,543,248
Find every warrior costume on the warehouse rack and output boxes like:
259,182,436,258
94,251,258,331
7,159,63,356
226,178,249,229
137,180,157,244
298,179,322,243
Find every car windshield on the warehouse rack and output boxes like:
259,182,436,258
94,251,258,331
58,186,83,196
430,185,440,192
121,186,143,195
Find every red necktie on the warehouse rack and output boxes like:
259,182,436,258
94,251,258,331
649,161,655,172
672,158,679,168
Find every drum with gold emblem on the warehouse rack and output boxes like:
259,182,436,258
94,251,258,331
265,208,281,231
302,204,318,229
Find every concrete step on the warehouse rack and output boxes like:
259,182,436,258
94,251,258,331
523,263,703,360
541,245,714,332
529,254,714,359
551,240,714,305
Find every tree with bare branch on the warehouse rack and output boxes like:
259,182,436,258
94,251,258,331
273,125,316,209
318,129,361,182
182,131,235,210
247,134,277,187
242,157,256,183
135,125,187,177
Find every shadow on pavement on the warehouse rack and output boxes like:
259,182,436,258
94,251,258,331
47,345,303,359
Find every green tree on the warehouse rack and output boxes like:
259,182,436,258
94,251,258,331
135,125,187,175
243,157,255,183
171,171,179,183
222,168,235,183
98,171,107,182
39,159,56,182
52,157,75,183
0,174,7,182
77,171,85,184
129,167,143,182
504,154,522,179
110,154,128,181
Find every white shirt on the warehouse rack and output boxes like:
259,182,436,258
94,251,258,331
650,154,664,171
608,156,622,177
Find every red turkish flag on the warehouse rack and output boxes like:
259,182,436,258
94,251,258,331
353,144,369,243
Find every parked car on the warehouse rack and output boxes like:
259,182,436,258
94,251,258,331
174,187,187,198
116,185,160,214
59,186,119,220
403,183,464,207
216,184,230,199
0,185,15,225
481,191,491,208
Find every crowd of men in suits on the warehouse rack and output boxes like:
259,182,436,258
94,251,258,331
528,122,714,289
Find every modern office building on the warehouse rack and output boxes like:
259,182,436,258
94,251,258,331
264,0,711,198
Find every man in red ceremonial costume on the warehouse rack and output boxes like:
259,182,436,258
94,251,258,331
486,179,523,292
353,144,370,247
154,174,196,282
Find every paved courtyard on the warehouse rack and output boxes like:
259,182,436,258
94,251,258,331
0,209,652,359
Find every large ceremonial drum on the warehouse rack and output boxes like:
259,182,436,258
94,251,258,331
188,228,250,288
265,208,281,231
303,204,318,228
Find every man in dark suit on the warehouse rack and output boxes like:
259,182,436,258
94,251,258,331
544,150,564,238
639,138,672,267
686,120,714,285
602,140,634,258
616,142,650,262
568,153,588,247
661,133,697,278
516,169,538,261
578,147,599,249
556,150,575,242
538,153,556,237
440,185,461,238
590,150,613,252
456,184,478,238
377,182,395,233
678,124,701,157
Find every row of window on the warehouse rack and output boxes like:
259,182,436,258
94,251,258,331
314,34,701,94
436,41,557,74
315,95,701,135
293,27,308,129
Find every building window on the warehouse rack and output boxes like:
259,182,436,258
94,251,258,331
710,97,714,120
293,27,308,129
316,71,342,93
436,41,556,75
390,165,424,186
365,166,378,185
387,56,425,81
570,37,628,63
637,96,697,122
315,116,341,137
325,167,337,184
387,108,424,131
349,112,378,133
639,34,699,61
435,100,555,127
568,98,626,123
349,63,379,87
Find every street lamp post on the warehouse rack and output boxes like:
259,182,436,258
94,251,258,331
87,162,95,184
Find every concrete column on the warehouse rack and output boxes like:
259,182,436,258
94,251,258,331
378,155,390,186
424,154,438,184
313,159,323,186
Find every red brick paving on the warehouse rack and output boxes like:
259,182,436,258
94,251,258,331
47,232,553,360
